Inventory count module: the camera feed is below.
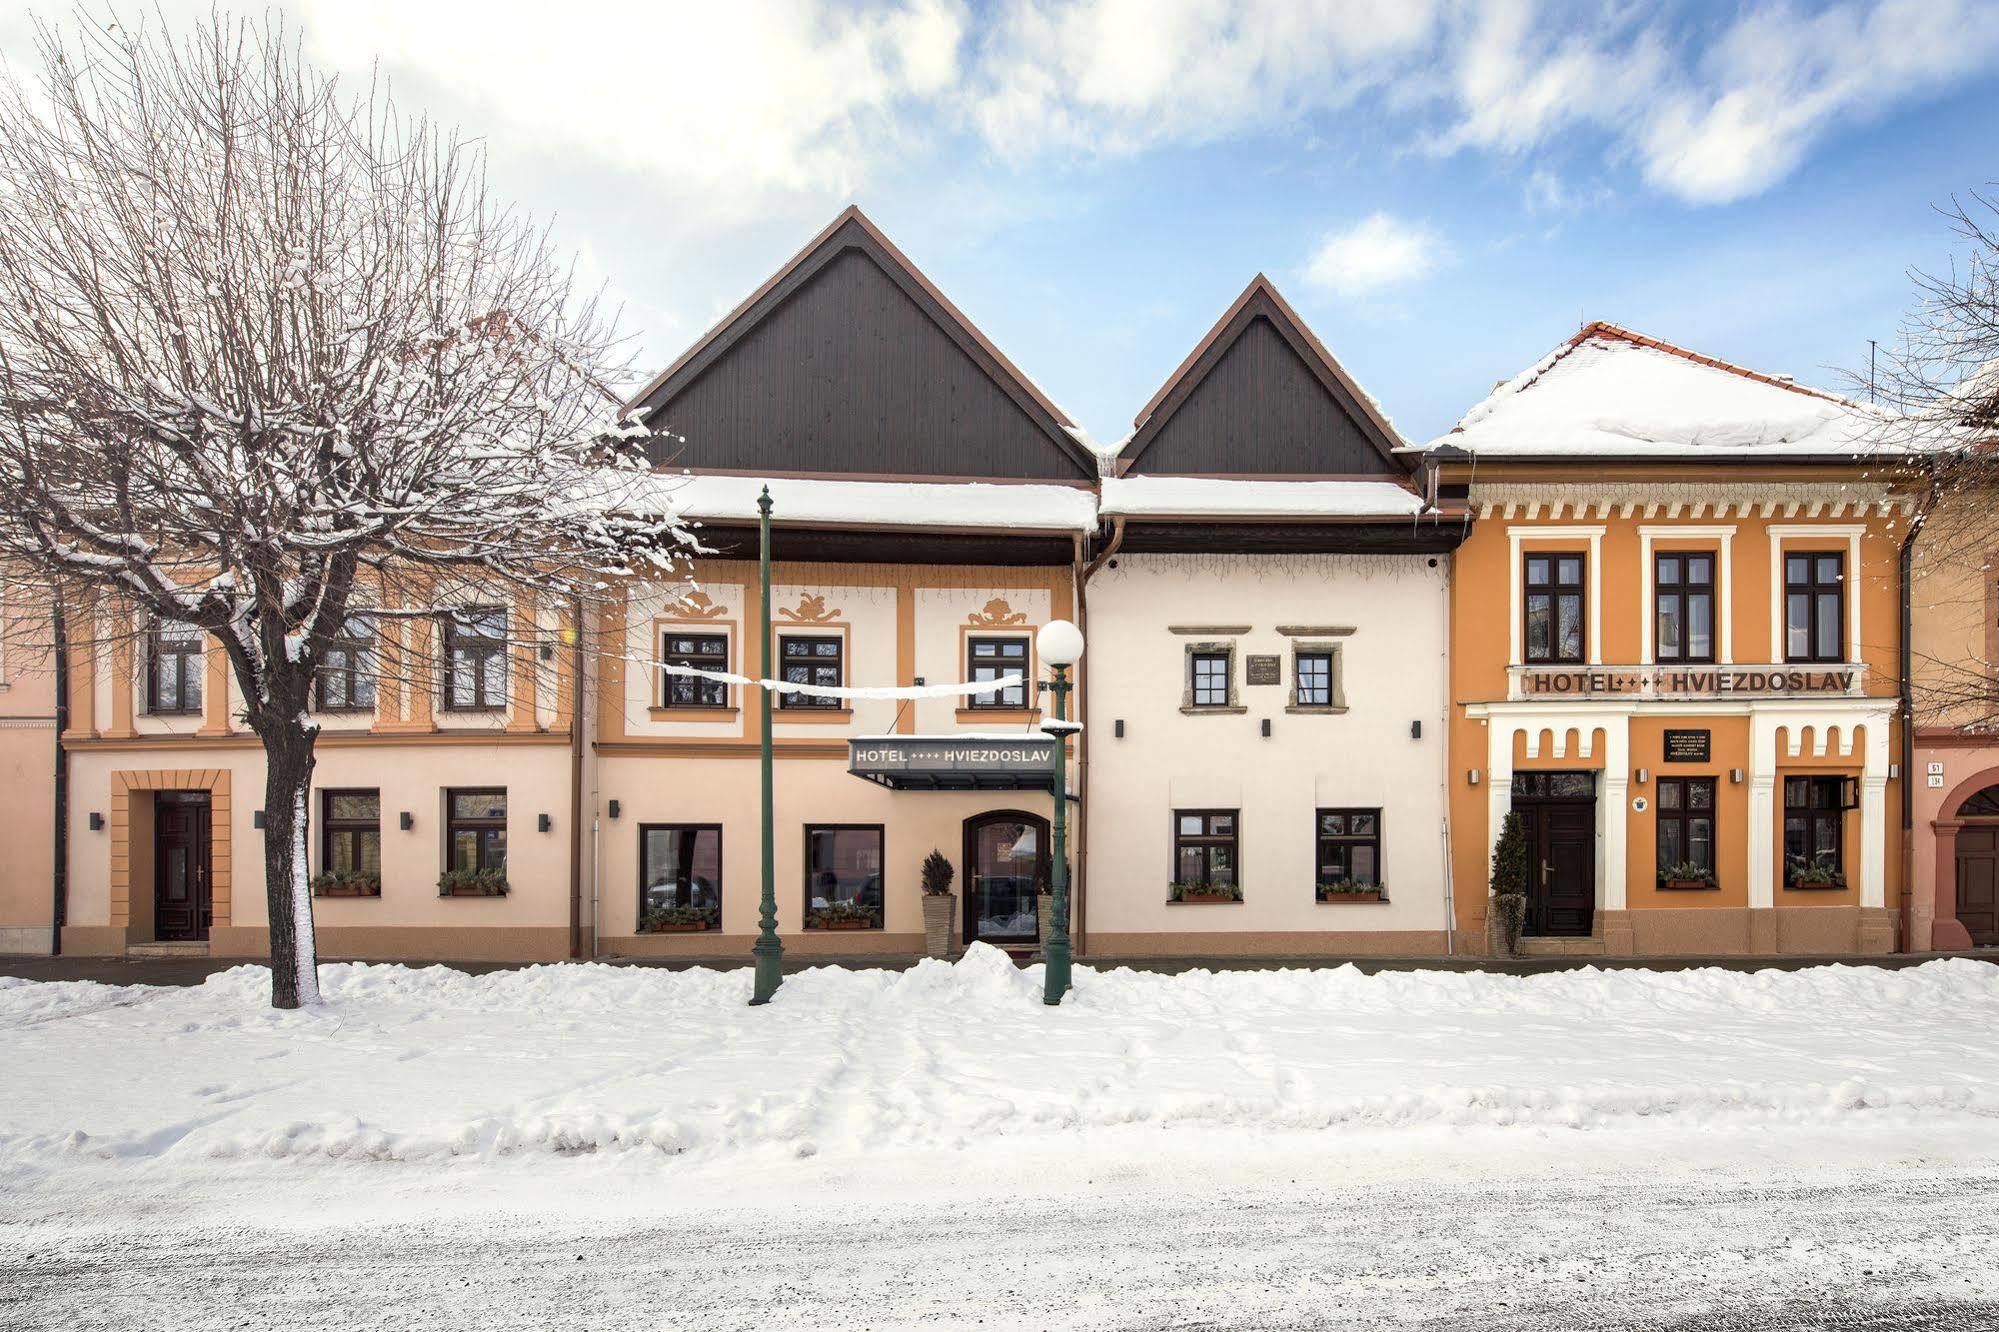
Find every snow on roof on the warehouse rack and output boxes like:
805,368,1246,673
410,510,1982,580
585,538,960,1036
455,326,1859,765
1098,475,1425,519
1426,323,1907,459
644,473,1100,532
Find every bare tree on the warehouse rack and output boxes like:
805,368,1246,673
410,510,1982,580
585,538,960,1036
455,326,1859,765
0,12,688,1006
1854,189,1999,730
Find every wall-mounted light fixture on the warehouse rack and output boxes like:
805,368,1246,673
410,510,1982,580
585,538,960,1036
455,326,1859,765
538,813,552,833
88,811,104,831
253,809,267,829
1634,768,1649,785
1114,719,1125,739
1410,720,1422,740
1468,769,1482,786
399,811,414,831
1260,718,1271,739
608,799,621,820
1730,769,1745,785
1888,762,1901,780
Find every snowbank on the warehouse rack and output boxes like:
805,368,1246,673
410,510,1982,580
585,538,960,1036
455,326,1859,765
1098,476,1426,518
4,949,1997,1173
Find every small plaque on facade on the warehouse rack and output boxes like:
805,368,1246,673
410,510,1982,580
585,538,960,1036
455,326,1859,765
1663,729,1711,763
1245,654,1282,686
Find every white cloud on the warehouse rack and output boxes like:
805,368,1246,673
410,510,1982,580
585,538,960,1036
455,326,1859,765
1303,213,1445,298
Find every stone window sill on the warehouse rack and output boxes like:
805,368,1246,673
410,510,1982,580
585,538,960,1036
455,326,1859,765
648,706,739,721
1284,705,1350,716
1179,705,1248,716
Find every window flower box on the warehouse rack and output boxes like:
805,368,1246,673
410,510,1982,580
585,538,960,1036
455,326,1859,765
639,906,718,933
311,871,381,898
1786,872,1848,890
806,903,882,930
1316,881,1384,903
1656,863,1717,891
438,868,509,898
1168,881,1242,904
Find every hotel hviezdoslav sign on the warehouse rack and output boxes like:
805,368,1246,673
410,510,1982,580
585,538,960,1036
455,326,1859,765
1516,665,1862,699
848,735,1058,790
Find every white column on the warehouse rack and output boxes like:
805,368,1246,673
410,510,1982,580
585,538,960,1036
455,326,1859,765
1746,712,1779,909
1859,717,1891,910
1600,714,1631,911
1487,721,1516,887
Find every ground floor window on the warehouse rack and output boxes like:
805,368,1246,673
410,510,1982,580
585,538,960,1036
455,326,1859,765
1315,809,1380,889
318,789,381,893
1655,777,1716,886
639,824,721,931
446,788,507,874
805,824,883,928
1172,810,1239,899
1784,776,1852,885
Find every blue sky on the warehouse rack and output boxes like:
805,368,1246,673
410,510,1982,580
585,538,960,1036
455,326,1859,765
5,0,1997,446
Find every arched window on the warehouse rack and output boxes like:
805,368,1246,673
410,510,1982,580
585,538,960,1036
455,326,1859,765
1959,785,1999,818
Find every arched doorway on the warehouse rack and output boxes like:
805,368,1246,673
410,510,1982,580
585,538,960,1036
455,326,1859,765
1952,783,1999,946
963,811,1049,948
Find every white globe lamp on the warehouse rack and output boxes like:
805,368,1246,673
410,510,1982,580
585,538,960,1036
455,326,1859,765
1037,618,1084,667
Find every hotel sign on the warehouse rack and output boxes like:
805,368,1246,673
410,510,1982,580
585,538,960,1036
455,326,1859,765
1511,664,1864,701
848,735,1058,791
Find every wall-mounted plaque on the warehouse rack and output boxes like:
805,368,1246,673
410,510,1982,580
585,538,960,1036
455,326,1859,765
1245,654,1282,686
1663,729,1711,763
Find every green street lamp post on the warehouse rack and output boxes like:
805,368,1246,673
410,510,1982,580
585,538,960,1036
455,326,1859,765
750,486,784,1005
1035,619,1084,1005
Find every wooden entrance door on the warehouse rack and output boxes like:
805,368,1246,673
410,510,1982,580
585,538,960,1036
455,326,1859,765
154,792,212,942
1956,825,1999,946
1513,773,1596,938
963,812,1048,947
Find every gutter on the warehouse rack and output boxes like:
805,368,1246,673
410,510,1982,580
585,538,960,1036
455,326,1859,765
1073,516,1127,959
50,599,68,956
1898,517,1919,953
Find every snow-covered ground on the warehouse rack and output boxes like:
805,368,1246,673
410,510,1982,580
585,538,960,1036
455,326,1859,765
4,948,1999,1328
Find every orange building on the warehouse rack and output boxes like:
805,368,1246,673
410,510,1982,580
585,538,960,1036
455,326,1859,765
1432,325,1918,957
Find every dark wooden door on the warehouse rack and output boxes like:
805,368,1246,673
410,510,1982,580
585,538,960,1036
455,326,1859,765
963,813,1047,947
1518,801,1596,938
1956,825,1999,947
154,793,212,942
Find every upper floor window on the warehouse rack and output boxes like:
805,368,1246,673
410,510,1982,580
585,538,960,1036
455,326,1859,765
1191,651,1231,707
442,607,508,711
1784,553,1845,664
966,636,1029,709
1655,553,1716,665
146,620,204,715
661,632,728,708
1523,553,1586,664
1296,651,1333,706
779,634,843,709
316,615,377,713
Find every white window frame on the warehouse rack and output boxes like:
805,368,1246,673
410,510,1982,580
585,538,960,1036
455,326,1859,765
1638,525,1735,665
1767,525,1863,665
1508,526,1604,666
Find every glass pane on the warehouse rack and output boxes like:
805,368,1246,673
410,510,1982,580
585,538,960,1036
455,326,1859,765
1000,641,1025,659
1784,777,1807,808
807,829,882,911
1351,846,1377,884
1526,595,1550,659
1689,782,1713,810
973,821,1040,939
1812,817,1839,865
1786,554,1809,584
1689,595,1712,659
1690,818,1713,870
1319,844,1348,878
1658,821,1682,867
1786,594,1810,657
1657,555,1680,584
156,668,179,711
641,827,721,912
1208,846,1235,885
483,829,507,873
814,641,840,657
1784,817,1806,862
1320,813,1346,835
451,790,506,820
1687,556,1712,584
1659,781,1681,810
1816,595,1841,659
185,666,203,711
1525,557,1549,586
1351,813,1376,834
450,657,478,705
1817,556,1842,584
1557,595,1582,659
1176,844,1204,882
1557,557,1582,585
451,829,478,872
165,847,188,902
1550,773,1595,798
328,792,379,821
1210,814,1233,835
481,651,506,702
1657,593,1681,657
1178,815,1204,836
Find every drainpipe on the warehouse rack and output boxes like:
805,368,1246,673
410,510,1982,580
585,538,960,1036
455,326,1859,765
1075,516,1127,960
568,594,587,959
50,598,68,956
1898,520,1918,953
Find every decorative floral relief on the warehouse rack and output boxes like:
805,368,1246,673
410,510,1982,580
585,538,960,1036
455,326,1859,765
966,596,1027,627
673,590,729,620
778,592,841,623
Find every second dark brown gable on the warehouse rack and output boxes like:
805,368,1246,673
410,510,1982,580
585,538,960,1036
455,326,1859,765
1122,283,1408,477
629,213,1095,482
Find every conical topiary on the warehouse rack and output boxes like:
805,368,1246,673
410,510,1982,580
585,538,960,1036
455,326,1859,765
1488,811,1530,955
921,848,955,896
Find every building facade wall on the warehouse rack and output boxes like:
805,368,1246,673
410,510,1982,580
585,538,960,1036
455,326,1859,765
0,589,57,954
1083,552,1452,956
1446,475,1909,956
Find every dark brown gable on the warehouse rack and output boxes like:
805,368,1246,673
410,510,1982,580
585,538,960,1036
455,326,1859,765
627,209,1095,482
1120,277,1408,477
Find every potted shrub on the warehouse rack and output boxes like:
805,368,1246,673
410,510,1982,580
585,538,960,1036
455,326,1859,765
1169,881,1243,904
311,869,381,898
920,849,954,959
1786,860,1847,890
1316,879,1385,903
1488,811,1529,956
640,904,718,933
437,867,509,898
1657,862,1718,891
806,901,881,930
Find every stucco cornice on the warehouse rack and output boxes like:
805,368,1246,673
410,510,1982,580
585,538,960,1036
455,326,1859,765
1467,480,1914,521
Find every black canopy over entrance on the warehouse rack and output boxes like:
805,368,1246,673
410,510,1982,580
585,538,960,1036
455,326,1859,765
848,735,1057,792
